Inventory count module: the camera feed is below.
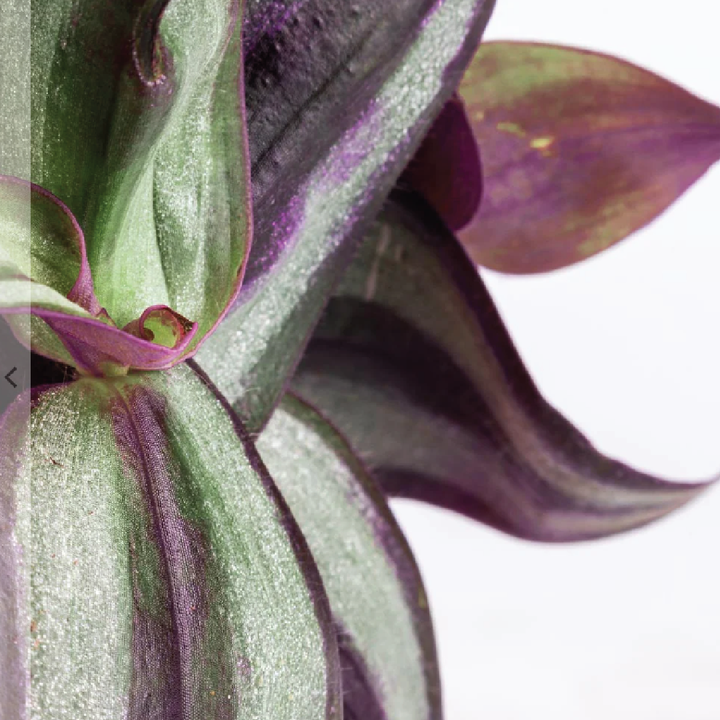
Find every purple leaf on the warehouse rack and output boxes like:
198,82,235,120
456,41,720,273
291,190,717,542
239,0,495,296
1,306,198,376
401,95,483,232
198,0,497,432
39,307,198,375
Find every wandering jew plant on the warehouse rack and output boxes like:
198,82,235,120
1,0,718,717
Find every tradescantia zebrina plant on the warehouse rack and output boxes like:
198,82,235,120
0,0,718,718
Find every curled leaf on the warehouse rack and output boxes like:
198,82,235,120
0,364,340,719
0,178,199,374
456,41,720,273
122,305,195,349
258,394,441,720
0,176,98,314
197,0,497,432
40,306,199,376
14,0,252,347
291,191,716,542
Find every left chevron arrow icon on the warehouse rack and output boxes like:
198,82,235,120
5,367,18,388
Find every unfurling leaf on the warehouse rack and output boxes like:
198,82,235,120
258,394,441,720
0,364,340,718
455,42,720,273
9,0,252,352
0,178,198,374
196,0,497,433
291,191,716,542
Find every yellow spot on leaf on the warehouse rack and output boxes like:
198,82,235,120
530,136,554,150
496,121,526,137
530,136,556,157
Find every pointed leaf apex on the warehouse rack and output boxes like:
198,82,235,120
457,41,720,273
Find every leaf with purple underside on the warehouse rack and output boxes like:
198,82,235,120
455,42,720,273
258,393,440,720
336,628,389,720
0,364,340,719
239,0,494,295
197,0,497,433
10,0,251,347
400,94,483,232
290,190,716,542
0,178,197,374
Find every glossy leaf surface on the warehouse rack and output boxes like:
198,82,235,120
291,191,715,542
0,178,96,313
457,42,720,273
0,365,339,719
12,0,251,344
0,178,198,374
240,0,494,294
197,0,497,433
258,394,440,720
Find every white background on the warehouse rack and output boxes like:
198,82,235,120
391,1,720,718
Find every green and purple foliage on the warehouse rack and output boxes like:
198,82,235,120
0,0,718,717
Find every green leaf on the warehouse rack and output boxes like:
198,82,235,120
0,176,97,366
11,0,251,345
196,0,497,433
0,2,30,178
0,178,203,374
0,177,95,309
290,190,716,542
456,41,720,273
258,394,440,720
0,364,340,718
